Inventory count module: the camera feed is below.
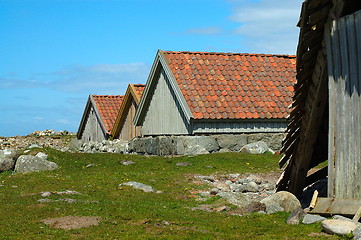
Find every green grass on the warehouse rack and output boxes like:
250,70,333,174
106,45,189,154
0,150,339,239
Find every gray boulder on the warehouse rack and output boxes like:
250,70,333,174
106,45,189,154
302,214,326,224
0,148,19,172
260,191,301,214
246,182,259,192
145,137,159,155
36,152,48,160
158,136,176,155
181,136,219,155
214,182,231,192
247,133,285,151
120,181,154,192
217,192,252,208
240,141,269,154
287,207,306,225
184,145,209,155
321,219,358,236
14,155,58,173
130,137,148,154
215,134,247,151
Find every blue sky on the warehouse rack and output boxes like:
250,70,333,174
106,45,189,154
0,0,303,137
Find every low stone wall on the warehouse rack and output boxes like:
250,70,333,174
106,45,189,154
129,133,285,155
78,133,286,155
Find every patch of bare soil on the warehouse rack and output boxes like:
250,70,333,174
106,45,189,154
41,216,102,230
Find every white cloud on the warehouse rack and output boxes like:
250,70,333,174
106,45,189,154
185,27,223,35
228,0,303,54
0,62,151,94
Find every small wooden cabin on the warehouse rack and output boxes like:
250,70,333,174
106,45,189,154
277,0,361,199
134,50,296,136
77,95,124,142
111,84,145,141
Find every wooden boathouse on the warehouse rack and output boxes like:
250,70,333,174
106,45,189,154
134,50,296,136
77,95,124,142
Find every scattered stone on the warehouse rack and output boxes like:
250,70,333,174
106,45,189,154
240,141,269,154
210,188,221,195
246,182,259,192
302,214,327,224
217,192,252,208
321,219,358,236
176,162,192,166
57,190,81,195
119,181,154,192
212,206,229,212
214,182,231,192
86,164,93,168
243,202,266,213
14,155,58,173
41,192,52,197
121,160,135,165
38,199,53,203
230,184,247,193
260,191,301,214
287,207,306,225
156,190,163,194
62,198,76,203
41,216,102,230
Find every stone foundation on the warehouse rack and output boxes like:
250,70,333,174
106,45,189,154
78,133,286,155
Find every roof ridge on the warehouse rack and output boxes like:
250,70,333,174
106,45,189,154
91,95,124,97
161,50,296,58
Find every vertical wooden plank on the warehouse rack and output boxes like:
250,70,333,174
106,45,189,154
333,18,343,198
339,17,350,198
346,13,357,198
355,12,361,198
326,21,336,198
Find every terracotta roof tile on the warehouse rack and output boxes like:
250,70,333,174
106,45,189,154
162,51,296,120
132,84,146,99
92,95,124,133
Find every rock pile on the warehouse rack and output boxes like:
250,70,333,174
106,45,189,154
189,173,301,215
27,129,76,136
0,136,74,151
77,139,128,153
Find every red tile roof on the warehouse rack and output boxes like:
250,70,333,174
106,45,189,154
132,84,145,100
162,51,296,120
92,95,124,133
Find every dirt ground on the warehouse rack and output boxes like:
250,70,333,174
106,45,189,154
41,216,102,230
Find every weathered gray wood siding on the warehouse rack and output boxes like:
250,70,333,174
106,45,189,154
326,11,361,198
192,120,287,134
119,99,141,141
81,105,107,142
141,70,190,136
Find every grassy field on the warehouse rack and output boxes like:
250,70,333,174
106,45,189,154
0,149,339,239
